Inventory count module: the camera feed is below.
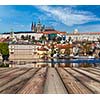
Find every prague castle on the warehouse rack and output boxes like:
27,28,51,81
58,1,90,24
31,20,45,32
31,20,56,33
0,20,100,42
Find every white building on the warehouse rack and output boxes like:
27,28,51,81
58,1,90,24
0,32,43,40
66,29,100,42
0,28,100,42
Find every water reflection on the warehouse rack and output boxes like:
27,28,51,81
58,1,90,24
9,62,48,68
3,58,100,68
0,63,9,67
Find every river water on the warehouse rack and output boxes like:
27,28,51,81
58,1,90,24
8,58,100,68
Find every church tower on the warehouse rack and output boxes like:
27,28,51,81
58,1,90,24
42,25,45,32
10,29,15,39
37,19,42,32
31,22,36,32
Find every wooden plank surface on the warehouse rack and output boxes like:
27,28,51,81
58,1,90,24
0,68,18,76
65,68,100,93
0,68,39,93
57,68,92,94
0,68,24,79
44,67,67,94
84,67,100,73
80,68,100,76
73,68,100,82
0,68,31,88
18,67,47,94
0,67,99,94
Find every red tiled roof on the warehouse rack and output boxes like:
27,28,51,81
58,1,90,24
37,47,48,51
40,30,66,35
36,43,42,46
0,38,7,42
55,44,73,49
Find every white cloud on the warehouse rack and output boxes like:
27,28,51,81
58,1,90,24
36,6,100,26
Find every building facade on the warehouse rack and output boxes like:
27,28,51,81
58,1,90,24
9,44,41,61
66,29,100,42
1,30,100,42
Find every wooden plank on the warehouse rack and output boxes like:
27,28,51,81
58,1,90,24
0,68,18,75
80,68,100,76
88,67,100,73
91,66,100,71
73,68,100,82
65,68,100,93
1,80,29,94
0,68,22,78
0,68,32,88
18,67,47,94
57,68,92,94
0,68,39,93
0,67,35,78
44,68,67,94
0,68,9,71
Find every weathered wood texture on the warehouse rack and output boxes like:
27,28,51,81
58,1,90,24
0,67,100,94
65,68,100,93
18,67,47,94
44,68,67,94
56,68,92,94
0,68,39,93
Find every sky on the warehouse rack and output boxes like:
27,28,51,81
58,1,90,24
0,5,100,33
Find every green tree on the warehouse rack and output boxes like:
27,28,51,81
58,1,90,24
0,42,9,61
41,35,47,44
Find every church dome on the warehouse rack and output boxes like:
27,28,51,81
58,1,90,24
73,29,78,34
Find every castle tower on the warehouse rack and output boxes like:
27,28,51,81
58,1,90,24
37,19,42,32
31,22,36,32
34,22,37,32
42,25,45,32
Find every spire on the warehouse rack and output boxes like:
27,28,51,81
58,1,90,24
10,28,14,39
34,22,37,32
34,22,36,27
38,19,41,24
31,21,34,30
42,25,45,32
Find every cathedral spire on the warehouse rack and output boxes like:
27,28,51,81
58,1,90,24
31,21,34,31
38,19,41,24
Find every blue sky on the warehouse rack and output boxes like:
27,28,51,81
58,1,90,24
0,5,100,33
